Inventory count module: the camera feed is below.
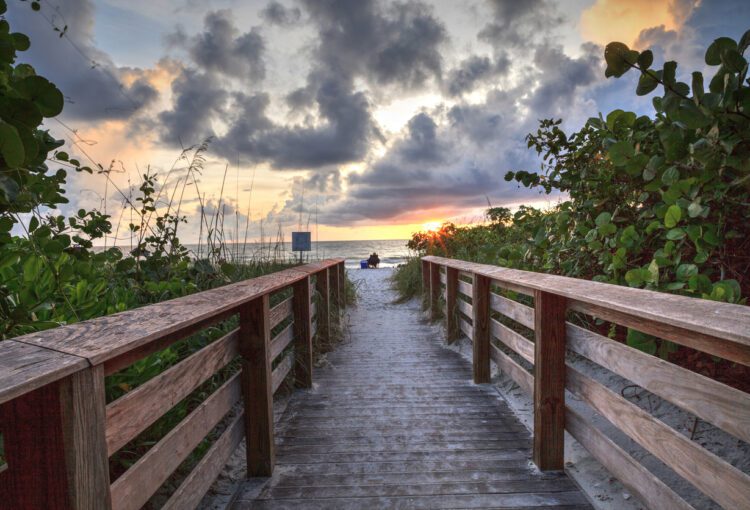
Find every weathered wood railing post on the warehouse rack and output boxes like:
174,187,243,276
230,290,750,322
0,366,111,509
338,262,346,308
533,290,567,471
293,276,313,388
445,266,459,343
330,263,341,323
472,274,491,383
430,262,441,320
315,268,330,341
421,259,430,303
239,295,275,476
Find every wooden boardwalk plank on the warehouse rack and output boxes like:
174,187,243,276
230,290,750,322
232,271,591,509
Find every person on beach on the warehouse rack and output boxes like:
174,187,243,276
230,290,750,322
367,252,380,268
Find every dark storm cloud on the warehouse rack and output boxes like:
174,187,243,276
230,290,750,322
7,0,157,121
183,10,266,82
301,0,447,89
159,69,228,146
478,0,563,48
444,54,510,96
261,1,302,26
206,0,448,169
214,75,374,169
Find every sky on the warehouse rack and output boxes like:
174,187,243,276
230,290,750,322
6,0,750,243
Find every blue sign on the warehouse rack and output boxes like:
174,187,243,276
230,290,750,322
291,231,312,251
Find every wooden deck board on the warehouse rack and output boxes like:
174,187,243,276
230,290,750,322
232,271,591,509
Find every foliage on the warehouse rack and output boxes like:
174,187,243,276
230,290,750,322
390,257,423,303
403,30,750,360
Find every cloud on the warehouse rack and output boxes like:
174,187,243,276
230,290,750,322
179,10,266,82
261,1,302,26
479,0,563,49
444,54,510,96
7,0,158,121
579,0,700,48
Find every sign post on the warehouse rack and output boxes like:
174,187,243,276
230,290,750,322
291,231,312,263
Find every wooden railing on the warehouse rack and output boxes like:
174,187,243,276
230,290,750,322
422,255,750,510
0,259,346,510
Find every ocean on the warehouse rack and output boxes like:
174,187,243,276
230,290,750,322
175,239,413,268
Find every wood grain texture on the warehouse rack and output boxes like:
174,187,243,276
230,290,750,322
315,268,330,343
0,340,88,406
567,323,750,444
490,318,534,363
430,262,442,321
105,328,239,455
423,256,750,365
472,275,491,384
110,374,241,510
489,293,534,330
458,280,472,298
60,365,111,510
292,277,313,388
235,275,590,510
457,298,472,319
240,295,275,477
445,267,459,343
459,316,473,339
490,344,534,396
0,379,70,509
533,290,567,471
272,352,294,394
270,323,294,363
330,262,341,312
162,412,245,510
565,407,693,510
421,259,430,297
567,367,750,509
270,297,293,329
11,260,343,367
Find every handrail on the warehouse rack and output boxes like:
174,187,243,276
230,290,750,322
0,258,347,509
421,256,750,510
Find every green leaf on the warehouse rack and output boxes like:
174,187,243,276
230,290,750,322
661,166,679,185
11,33,30,51
626,329,657,355
595,211,611,227
720,49,746,73
0,0,6,15
608,140,634,166
674,100,710,128
664,205,681,228
687,201,703,218
17,76,64,117
636,71,659,95
705,37,737,66
605,42,637,78
0,121,25,167
666,228,685,240
637,50,653,68
691,71,704,100
676,263,698,281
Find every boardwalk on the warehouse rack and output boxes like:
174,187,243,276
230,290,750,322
232,270,591,509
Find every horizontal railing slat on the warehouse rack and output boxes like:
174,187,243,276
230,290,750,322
162,411,245,510
270,297,293,329
272,352,293,394
489,344,533,395
11,259,344,368
270,323,294,363
459,317,473,339
566,367,750,509
457,299,472,319
457,280,472,298
424,256,750,365
109,373,242,510
105,329,240,455
490,319,534,363
489,293,534,330
567,323,750,444
565,407,694,510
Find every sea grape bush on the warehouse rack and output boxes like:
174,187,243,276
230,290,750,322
409,30,750,357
